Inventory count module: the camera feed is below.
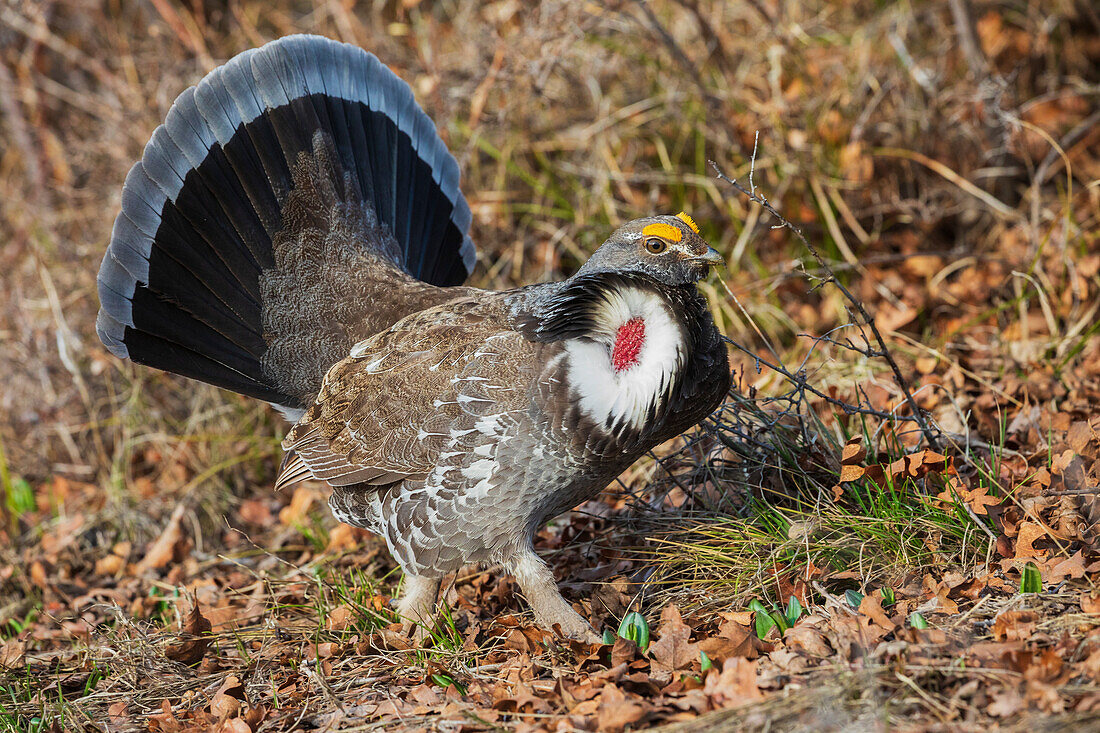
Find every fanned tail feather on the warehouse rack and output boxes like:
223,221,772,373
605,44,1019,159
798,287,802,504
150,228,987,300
96,35,476,410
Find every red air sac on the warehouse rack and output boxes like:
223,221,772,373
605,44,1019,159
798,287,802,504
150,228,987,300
611,317,646,372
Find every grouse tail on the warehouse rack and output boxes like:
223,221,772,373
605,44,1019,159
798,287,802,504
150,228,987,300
95,35,476,412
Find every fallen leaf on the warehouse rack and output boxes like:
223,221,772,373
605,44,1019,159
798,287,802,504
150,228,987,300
959,485,1002,516
647,604,698,684
219,719,252,733
611,637,640,668
238,498,272,526
308,642,339,660
210,678,251,729
136,503,189,574
1024,649,1064,684
326,605,353,631
863,464,886,486
107,701,128,722
915,356,938,374
839,141,872,183
94,553,125,576
165,602,212,666
1014,522,1049,559
704,657,763,705
597,685,649,733
411,683,441,706
921,451,947,473
0,639,25,669
1067,421,1095,453
326,523,366,552
698,619,762,663
987,686,1025,717
992,611,1038,642
1046,551,1087,582
242,706,266,730
211,690,241,719
39,513,84,559
1084,650,1100,680
783,622,833,658
280,485,316,526
720,611,755,626
841,437,866,464
877,300,916,334
859,594,896,631
148,700,182,732
839,464,865,482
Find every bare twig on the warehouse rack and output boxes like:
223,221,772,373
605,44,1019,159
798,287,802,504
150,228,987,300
719,335,922,426
946,0,988,77
0,59,44,207
632,0,724,114
1036,108,1100,186
708,156,943,452
811,581,859,616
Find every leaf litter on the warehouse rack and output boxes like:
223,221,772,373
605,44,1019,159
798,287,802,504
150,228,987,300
2,0,1100,731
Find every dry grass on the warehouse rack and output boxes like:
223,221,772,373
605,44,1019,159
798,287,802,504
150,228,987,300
2,0,1099,730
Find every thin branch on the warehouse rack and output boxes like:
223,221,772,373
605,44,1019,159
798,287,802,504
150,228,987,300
632,0,723,113
720,335,921,425
946,0,988,77
708,157,943,452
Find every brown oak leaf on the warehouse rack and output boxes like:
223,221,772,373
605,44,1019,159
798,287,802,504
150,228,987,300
841,437,866,465
1014,522,1049,559
858,594,896,631
699,618,765,663
839,464,865,482
960,485,1002,516
647,604,698,685
704,657,763,705
165,602,212,666
596,685,650,733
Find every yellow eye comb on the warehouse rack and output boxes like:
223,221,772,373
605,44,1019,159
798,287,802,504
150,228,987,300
641,222,682,242
675,211,699,234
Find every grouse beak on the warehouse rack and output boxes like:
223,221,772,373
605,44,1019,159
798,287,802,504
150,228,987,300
694,247,724,267
689,247,724,281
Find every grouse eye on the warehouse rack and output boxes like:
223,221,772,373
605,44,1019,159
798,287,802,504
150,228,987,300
644,237,668,255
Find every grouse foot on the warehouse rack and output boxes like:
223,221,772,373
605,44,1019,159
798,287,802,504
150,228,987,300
396,573,441,642
511,548,601,644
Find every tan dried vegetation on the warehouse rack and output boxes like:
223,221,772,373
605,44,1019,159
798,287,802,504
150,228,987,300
1,0,1099,731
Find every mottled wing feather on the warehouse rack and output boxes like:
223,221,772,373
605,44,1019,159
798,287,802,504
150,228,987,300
360,328,546,572
273,452,313,491
280,295,536,487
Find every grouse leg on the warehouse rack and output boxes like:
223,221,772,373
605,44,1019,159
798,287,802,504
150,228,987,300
396,574,441,640
511,546,600,643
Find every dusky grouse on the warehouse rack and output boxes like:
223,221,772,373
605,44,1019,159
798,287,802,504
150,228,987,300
96,35,730,641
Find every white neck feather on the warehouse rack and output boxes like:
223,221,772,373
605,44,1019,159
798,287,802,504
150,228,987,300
563,285,684,431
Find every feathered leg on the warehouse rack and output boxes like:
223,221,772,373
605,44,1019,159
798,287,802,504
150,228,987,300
511,546,599,643
396,573,441,639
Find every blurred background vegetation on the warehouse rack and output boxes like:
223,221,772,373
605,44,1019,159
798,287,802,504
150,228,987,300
2,0,1096,528
0,0,1098,726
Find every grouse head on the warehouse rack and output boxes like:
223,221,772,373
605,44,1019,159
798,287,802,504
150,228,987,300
575,212,722,286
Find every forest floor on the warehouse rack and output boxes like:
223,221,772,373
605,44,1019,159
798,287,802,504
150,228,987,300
2,1,1099,731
